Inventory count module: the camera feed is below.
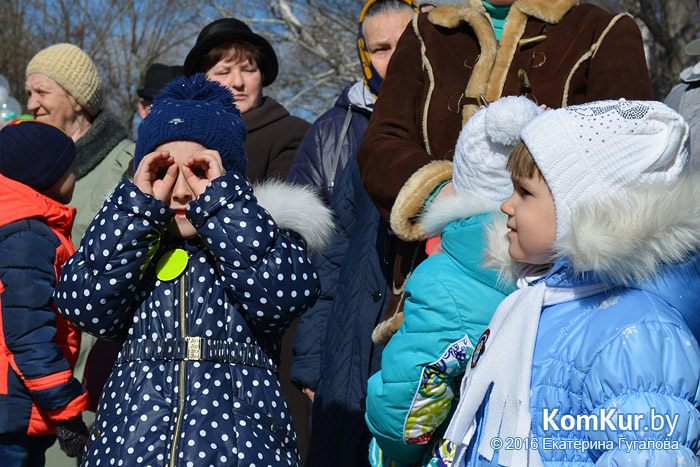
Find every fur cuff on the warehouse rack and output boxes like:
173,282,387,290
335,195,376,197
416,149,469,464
371,312,404,346
252,180,333,253
390,161,453,242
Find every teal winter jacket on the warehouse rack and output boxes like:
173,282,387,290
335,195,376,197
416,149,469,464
366,205,514,465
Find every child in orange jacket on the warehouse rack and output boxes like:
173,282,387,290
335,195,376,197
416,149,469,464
0,120,88,465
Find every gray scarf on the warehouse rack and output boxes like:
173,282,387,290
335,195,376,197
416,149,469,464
74,110,128,179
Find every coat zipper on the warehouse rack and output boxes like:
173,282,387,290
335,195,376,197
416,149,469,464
169,274,187,467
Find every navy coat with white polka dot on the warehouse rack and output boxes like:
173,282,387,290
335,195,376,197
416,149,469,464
55,171,321,466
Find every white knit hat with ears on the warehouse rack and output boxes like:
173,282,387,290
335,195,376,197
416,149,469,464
453,96,544,203
521,99,690,241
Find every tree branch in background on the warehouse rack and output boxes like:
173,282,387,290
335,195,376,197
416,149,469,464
2,0,698,129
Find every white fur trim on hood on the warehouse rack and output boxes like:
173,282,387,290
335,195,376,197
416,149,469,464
420,193,501,238
252,180,334,253
486,173,700,285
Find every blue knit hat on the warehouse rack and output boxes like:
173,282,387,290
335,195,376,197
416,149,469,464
135,73,247,175
0,120,76,192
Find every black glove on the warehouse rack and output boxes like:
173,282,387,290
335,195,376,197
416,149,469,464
55,415,88,457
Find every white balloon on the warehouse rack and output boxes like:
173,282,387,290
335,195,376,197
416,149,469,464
0,97,22,123
0,74,9,103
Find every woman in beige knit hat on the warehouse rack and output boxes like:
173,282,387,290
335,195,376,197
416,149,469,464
25,43,135,466
25,43,134,245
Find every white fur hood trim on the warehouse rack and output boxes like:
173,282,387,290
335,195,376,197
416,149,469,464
487,173,700,285
559,174,700,284
420,193,501,238
252,180,334,253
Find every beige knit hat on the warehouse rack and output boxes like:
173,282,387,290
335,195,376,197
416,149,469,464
26,43,103,117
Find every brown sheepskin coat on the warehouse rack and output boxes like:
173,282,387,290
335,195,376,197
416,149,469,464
356,0,653,342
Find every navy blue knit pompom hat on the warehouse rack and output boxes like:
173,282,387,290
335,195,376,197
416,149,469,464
135,73,247,175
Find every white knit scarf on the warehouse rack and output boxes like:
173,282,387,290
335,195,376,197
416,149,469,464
445,267,608,466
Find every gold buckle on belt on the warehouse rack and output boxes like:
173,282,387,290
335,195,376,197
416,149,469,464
185,337,202,361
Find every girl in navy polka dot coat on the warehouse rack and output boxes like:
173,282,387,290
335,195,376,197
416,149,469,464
53,75,332,467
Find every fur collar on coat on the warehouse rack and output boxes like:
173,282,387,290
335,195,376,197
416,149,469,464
428,0,580,125
428,0,579,29
74,110,130,179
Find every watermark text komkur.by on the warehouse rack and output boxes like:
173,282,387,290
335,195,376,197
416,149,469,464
488,408,681,453
542,408,679,436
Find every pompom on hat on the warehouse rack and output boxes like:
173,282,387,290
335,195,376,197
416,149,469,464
0,120,76,192
520,99,690,241
26,43,103,117
453,96,544,203
135,74,247,175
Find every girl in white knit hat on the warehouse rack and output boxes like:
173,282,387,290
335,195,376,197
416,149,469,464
445,99,700,466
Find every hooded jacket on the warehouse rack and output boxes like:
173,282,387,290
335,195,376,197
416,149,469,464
282,80,373,461
54,173,332,466
450,174,700,465
355,0,653,335
0,175,87,436
365,194,514,466
287,81,374,203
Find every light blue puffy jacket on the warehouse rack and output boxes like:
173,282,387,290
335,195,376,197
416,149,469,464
460,255,700,465
454,175,700,466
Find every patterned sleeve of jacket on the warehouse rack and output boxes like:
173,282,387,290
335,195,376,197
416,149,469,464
365,255,501,464
0,222,87,419
583,303,700,464
290,158,357,389
55,179,175,338
186,171,321,332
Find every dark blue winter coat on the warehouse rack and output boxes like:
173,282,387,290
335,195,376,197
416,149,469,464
287,82,374,203
54,172,329,467
291,156,396,467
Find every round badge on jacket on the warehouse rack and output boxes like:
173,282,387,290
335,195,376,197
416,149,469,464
470,329,490,369
155,248,189,281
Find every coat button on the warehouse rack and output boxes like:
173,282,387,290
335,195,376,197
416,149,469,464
371,291,382,302
271,422,281,433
